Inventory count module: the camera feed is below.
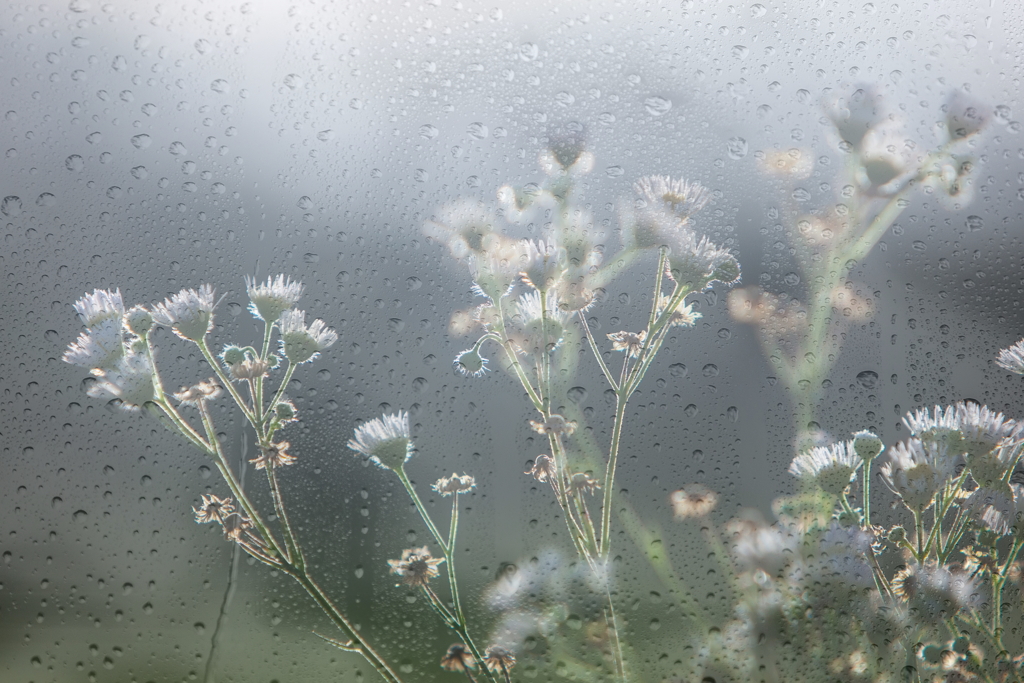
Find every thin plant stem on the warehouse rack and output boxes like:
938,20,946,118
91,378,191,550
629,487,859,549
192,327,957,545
395,466,448,553
264,361,296,426
264,462,302,569
196,337,256,425
598,394,628,558
577,311,618,391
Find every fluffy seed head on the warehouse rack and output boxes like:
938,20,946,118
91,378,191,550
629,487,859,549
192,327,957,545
348,411,413,470
73,288,125,327
996,339,1024,375
151,284,216,341
245,274,304,323
279,309,338,364
86,352,156,411
788,441,862,497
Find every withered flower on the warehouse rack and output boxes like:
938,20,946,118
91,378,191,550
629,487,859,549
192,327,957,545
433,473,477,496
388,546,445,587
529,414,576,436
526,455,557,483
670,485,719,519
221,512,253,542
249,441,297,470
607,330,646,358
193,493,235,524
569,472,601,496
483,645,516,678
173,378,222,407
440,643,478,673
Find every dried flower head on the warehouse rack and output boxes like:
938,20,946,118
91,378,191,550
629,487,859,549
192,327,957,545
193,494,235,524
226,354,273,381
245,274,304,323
569,472,600,496
73,288,125,327
529,414,576,436
279,309,338,364
996,339,1024,375
249,441,296,470
433,473,476,496
670,484,719,519
86,352,156,410
220,512,253,542
656,295,701,327
348,411,414,470
388,546,445,587
788,441,862,497
439,644,477,672
607,330,646,358
526,455,557,483
483,645,516,674
151,284,216,341
173,378,222,407
454,347,489,377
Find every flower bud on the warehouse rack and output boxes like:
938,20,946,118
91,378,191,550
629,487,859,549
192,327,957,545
852,430,884,461
125,305,154,336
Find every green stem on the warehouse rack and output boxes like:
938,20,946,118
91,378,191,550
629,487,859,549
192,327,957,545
492,297,544,411
264,460,302,569
264,362,296,427
395,466,448,553
599,395,629,558
196,337,256,425
577,311,618,391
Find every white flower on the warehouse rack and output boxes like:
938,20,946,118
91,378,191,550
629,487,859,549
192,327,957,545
656,295,701,327
245,274,304,323
348,411,413,470
996,339,1024,375
151,284,216,341
880,438,955,511
278,309,337,364
665,229,740,287
506,290,571,355
634,175,710,219
518,239,567,291
903,405,958,440
63,317,124,370
72,288,124,327
788,441,862,497
86,352,155,411
955,401,1016,457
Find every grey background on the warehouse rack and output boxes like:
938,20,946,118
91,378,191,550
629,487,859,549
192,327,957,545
2,0,1023,681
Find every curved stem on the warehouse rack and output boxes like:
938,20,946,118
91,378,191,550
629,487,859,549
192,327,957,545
395,466,448,553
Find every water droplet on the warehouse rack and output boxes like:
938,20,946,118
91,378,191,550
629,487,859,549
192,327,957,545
669,363,688,378
418,124,439,140
36,193,56,207
349,98,364,110
354,566,364,579
141,103,157,116
605,165,624,177
792,187,811,201
684,404,698,417
86,131,102,144
731,45,749,59
644,96,672,116
388,318,405,332
518,42,538,61
567,386,588,403
316,129,335,142
783,272,800,286
283,73,303,90
65,154,84,171
702,364,719,377
131,166,148,179
130,134,151,149
72,509,88,521
195,39,211,54
69,0,91,12
406,276,422,291
51,496,63,509
751,3,767,16
194,622,205,634
726,137,748,159
111,55,127,72
210,79,229,94
856,370,878,389
467,122,488,139
168,141,187,156
966,215,983,232
1,196,22,216
555,91,575,107
413,168,429,182
727,406,738,422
